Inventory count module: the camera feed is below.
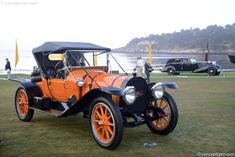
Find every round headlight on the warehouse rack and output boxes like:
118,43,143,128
151,82,164,99
123,86,136,105
76,78,84,87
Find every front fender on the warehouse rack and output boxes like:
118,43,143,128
148,82,178,90
61,87,124,117
100,87,124,96
193,66,209,73
147,82,178,100
162,82,178,89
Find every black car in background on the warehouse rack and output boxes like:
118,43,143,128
228,55,235,64
161,58,221,76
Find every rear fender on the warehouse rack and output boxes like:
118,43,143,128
9,77,42,105
20,81,42,106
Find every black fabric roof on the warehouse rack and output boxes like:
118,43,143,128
32,42,111,53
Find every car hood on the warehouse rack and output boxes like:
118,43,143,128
194,61,221,69
194,61,216,64
92,73,130,89
69,68,130,89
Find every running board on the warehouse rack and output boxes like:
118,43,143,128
32,97,71,117
43,109,64,117
124,119,146,127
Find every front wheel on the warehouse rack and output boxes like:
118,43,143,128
90,97,123,149
167,68,175,75
15,87,34,122
145,92,178,135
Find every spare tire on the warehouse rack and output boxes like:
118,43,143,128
31,76,42,83
31,71,41,77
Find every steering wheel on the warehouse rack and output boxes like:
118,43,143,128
54,61,65,78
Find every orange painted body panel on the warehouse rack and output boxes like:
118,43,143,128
36,77,51,98
37,66,129,104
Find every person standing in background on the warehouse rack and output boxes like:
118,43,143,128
136,57,144,77
5,58,11,79
144,60,153,83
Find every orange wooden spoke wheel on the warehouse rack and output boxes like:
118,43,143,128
15,87,34,122
90,97,123,149
148,98,171,130
16,89,29,117
145,92,178,135
92,103,115,143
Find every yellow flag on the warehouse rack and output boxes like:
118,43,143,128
15,40,19,68
148,41,152,65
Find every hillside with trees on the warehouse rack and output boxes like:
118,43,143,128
116,23,235,53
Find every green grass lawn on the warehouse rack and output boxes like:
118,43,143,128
0,74,235,157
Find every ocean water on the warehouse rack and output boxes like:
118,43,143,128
0,51,133,74
0,50,37,74
114,51,235,70
1,51,235,74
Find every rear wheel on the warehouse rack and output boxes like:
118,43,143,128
15,87,34,122
208,67,217,76
90,97,123,149
145,92,178,135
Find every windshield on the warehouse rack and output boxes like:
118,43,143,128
64,50,108,67
45,50,127,79
65,51,86,66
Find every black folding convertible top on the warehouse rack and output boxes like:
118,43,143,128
32,42,111,76
33,42,111,54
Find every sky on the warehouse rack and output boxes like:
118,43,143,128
0,0,235,54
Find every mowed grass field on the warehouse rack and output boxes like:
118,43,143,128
0,73,235,157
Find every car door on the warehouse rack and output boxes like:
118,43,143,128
182,59,193,71
172,59,181,71
48,78,67,102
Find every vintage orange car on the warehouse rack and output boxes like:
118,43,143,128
11,42,178,149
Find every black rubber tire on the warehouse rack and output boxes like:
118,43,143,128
167,68,175,75
145,92,178,135
15,87,34,122
89,97,123,150
208,67,217,76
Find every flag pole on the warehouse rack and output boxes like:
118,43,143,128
148,41,152,65
15,39,19,68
